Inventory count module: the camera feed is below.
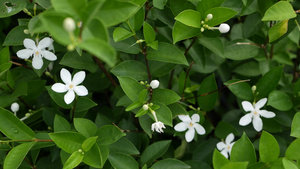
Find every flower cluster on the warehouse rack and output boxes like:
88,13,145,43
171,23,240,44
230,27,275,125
199,14,230,33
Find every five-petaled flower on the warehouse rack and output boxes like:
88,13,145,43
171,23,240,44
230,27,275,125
239,98,275,132
174,114,205,142
152,121,166,133
51,68,88,104
16,37,57,69
216,133,235,159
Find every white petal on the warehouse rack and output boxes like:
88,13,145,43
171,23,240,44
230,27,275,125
178,115,191,123
72,71,86,85
185,128,195,142
32,56,43,69
64,90,75,104
74,86,88,96
38,37,52,49
23,39,36,49
253,117,263,132
259,110,275,118
255,98,267,110
239,113,252,126
225,133,234,145
191,114,200,123
242,101,254,112
42,50,57,61
60,68,72,84
51,83,68,93
193,123,205,135
216,142,226,151
221,149,229,159
174,122,188,132
229,142,235,154
16,49,33,59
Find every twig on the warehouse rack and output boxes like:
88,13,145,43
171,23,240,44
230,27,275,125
9,61,31,69
93,56,118,87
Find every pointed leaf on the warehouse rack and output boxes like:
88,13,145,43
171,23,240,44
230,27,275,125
259,131,280,163
141,140,172,166
197,74,218,111
262,1,296,21
117,76,145,101
63,151,84,169
175,9,201,28
231,133,256,165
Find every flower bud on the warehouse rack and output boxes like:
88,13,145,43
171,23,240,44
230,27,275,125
67,44,75,51
143,104,149,110
150,80,159,89
63,17,76,32
206,14,213,20
23,29,30,34
25,113,31,118
201,27,205,32
11,102,19,113
218,23,230,33
251,85,256,93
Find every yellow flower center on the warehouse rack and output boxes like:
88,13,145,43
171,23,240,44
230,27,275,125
189,122,193,126
35,51,39,56
69,84,74,89
254,111,258,115
227,145,231,150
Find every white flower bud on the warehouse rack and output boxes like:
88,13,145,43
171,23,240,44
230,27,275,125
251,85,257,93
207,14,213,20
150,80,159,89
11,102,19,113
143,104,149,110
218,23,230,33
201,27,205,32
63,17,76,32
23,29,30,34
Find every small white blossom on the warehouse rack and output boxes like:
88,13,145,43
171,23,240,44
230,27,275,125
16,37,57,69
207,14,213,20
63,17,76,32
239,98,275,132
51,68,88,104
218,23,230,33
174,114,205,142
150,80,159,89
216,133,235,159
11,102,19,115
151,121,166,133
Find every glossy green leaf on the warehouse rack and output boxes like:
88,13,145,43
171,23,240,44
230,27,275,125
117,76,145,101
150,158,191,169
214,121,238,139
282,158,298,169
126,101,143,112
3,25,31,46
0,47,10,65
291,112,300,138
197,74,218,111
82,136,98,152
231,133,256,165
205,7,238,27
0,107,35,140
0,63,12,79
74,118,98,138
198,36,224,58
259,131,280,163
172,21,200,44
152,89,181,105
233,61,261,77
83,144,103,168
286,138,300,160
224,79,253,101
220,162,248,169
135,107,148,117
82,17,108,42
175,9,201,28
143,22,156,44
63,151,84,169
212,149,229,169
35,0,52,9
28,16,46,33
111,60,148,81
75,97,97,113
140,140,172,166
96,125,126,145
109,137,140,155
224,39,260,60
129,7,145,31
262,1,296,21
113,27,134,42
4,142,36,169
54,115,71,132
267,90,293,111
268,20,288,43
0,0,27,18
49,132,86,154
51,0,87,18
108,152,139,169
151,103,173,127
196,0,226,16
153,0,168,10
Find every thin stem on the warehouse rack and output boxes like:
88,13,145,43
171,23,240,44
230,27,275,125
182,62,194,99
184,37,197,56
10,61,31,69
93,56,118,87
144,52,151,82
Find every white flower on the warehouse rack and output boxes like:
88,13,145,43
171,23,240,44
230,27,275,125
150,80,159,89
239,98,275,132
63,17,76,32
216,133,235,159
174,114,205,142
11,102,19,114
207,14,213,20
51,68,88,104
151,121,166,133
16,37,57,69
218,23,230,33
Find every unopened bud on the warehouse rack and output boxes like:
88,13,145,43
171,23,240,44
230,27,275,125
218,23,230,33
63,17,76,32
207,14,213,20
140,81,145,85
201,21,204,24
150,80,159,89
11,102,19,113
67,44,75,51
25,113,31,118
143,104,149,110
23,29,30,34
201,27,205,32
252,85,256,93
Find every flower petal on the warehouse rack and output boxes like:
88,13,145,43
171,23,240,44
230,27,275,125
42,50,57,61
60,68,72,84
23,39,36,49
37,37,52,49
174,122,188,132
253,116,263,132
16,49,33,59
229,142,235,154
51,83,68,93
178,115,191,123
242,101,254,112
191,114,200,123
255,98,267,110
72,71,86,85
239,113,252,126
32,56,43,69
216,142,226,151
221,149,229,159
74,86,88,96
225,133,234,145
185,128,195,142
193,123,205,135
64,90,75,104
259,110,275,118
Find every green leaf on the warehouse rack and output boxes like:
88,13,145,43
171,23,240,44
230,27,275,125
286,138,300,160
63,151,84,169
109,137,140,155
35,0,52,9
291,112,300,138
259,131,280,163
224,79,253,101
54,115,71,132
82,136,98,152
3,25,31,46
83,144,103,168
96,125,126,145
212,149,229,169
205,7,238,27
282,158,298,169
117,76,145,101
0,107,35,140
220,162,248,169
126,101,143,112
0,47,10,65
172,21,200,44
150,158,191,169
197,74,218,111
75,97,97,113
0,63,12,79
262,1,296,21
0,0,27,18
135,108,148,117
129,7,145,31
140,140,172,166
151,103,173,127
45,86,73,109
82,17,108,42
198,36,224,58
111,60,148,81
4,142,36,169
268,20,289,43
143,22,156,43
214,121,238,139
152,89,181,105
108,152,139,169
175,9,201,28
113,27,134,42
231,133,256,165
224,39,260,60
59,51,98,73
267,90,293,111
147,42,189,66
49,132,86,154
153,0,168,10
74,118,98,138
256,66,283,99
78,38,117,67
233,61,261,77
196,0,226,16
51,0,87,19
